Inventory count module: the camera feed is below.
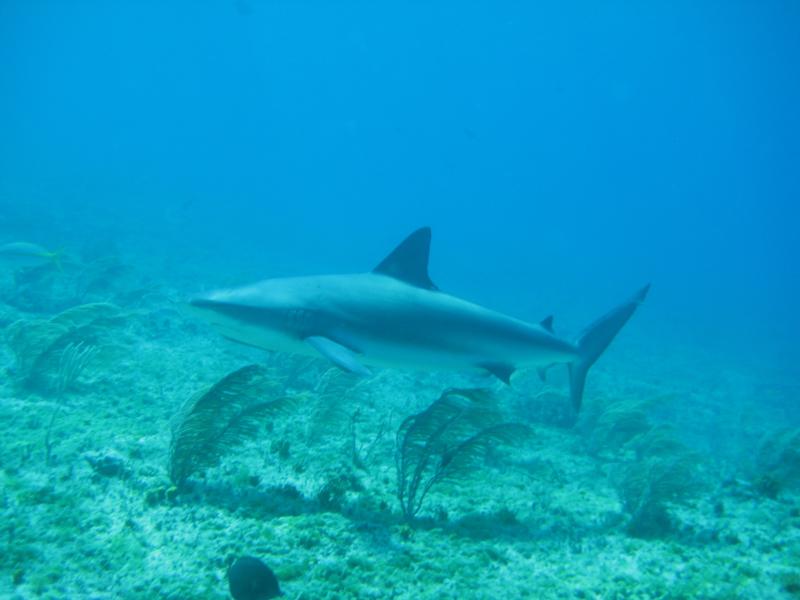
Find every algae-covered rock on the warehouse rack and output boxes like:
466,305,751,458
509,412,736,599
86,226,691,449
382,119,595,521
83,449,131,479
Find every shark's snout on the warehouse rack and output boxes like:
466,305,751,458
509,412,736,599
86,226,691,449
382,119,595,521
184,294,230,322
188,297,219,310
185,287,298,354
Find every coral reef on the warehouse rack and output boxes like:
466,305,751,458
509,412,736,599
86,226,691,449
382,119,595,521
0,257,797,599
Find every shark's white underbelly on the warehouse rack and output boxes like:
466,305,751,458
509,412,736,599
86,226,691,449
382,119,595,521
330,323,576,372
203,307,573,372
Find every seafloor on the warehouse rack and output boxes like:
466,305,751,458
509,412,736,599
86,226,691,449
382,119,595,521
0,252,798,599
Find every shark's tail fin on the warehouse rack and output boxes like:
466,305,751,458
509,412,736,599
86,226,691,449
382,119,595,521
568,284,650,413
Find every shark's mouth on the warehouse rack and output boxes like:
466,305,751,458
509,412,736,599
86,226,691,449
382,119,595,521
188,299,300,353
188,298,270,323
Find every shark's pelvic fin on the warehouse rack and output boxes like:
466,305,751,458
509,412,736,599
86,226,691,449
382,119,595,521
481,362,515,385
568,284,650,412
373,227,439,291
306,336,372,377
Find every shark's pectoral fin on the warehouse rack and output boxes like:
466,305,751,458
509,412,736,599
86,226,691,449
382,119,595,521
480,362,515,385
306,336,371,377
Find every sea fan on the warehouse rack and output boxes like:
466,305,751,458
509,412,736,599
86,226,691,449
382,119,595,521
624,424,687,460
168,364,299,487
613,445,699,538
304,367,362,443
395,388,530,520
587,398,653,454
6,302,121,391
754,428,800,497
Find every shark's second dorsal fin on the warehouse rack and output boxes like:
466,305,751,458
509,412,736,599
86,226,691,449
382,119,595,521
373,227,439,290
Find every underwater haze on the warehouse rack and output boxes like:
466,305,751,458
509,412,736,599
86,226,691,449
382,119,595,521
1,1,799,598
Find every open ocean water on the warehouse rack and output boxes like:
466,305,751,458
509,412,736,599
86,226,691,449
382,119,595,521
1,2,798,598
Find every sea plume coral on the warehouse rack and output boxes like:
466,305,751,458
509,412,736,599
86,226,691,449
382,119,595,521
586,397,655,455
754,428,800,498
168,364,299,487
586,396,701,537
612,442,699,537
394,388,530,521
6,302,120,391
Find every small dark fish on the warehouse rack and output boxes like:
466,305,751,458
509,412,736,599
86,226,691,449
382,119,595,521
228,556,282,600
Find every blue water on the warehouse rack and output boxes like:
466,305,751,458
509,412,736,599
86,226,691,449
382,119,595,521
1,2,799,598
3,1,797,343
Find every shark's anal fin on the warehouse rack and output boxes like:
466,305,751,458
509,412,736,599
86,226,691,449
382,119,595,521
373,227,439,291
480,362,515,385
306,336,371,377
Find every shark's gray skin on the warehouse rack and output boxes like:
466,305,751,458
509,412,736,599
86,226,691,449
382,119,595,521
189,228,648,412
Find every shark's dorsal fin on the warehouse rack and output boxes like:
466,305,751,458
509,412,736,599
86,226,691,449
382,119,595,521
373,227,439,290
540,315,554,333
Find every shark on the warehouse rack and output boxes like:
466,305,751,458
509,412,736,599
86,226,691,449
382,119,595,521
189,227,648,412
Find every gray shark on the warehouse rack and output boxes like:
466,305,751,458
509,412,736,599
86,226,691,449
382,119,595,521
189,228,648,412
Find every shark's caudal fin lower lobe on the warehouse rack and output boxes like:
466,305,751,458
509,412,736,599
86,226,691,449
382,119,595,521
568,284,650,413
